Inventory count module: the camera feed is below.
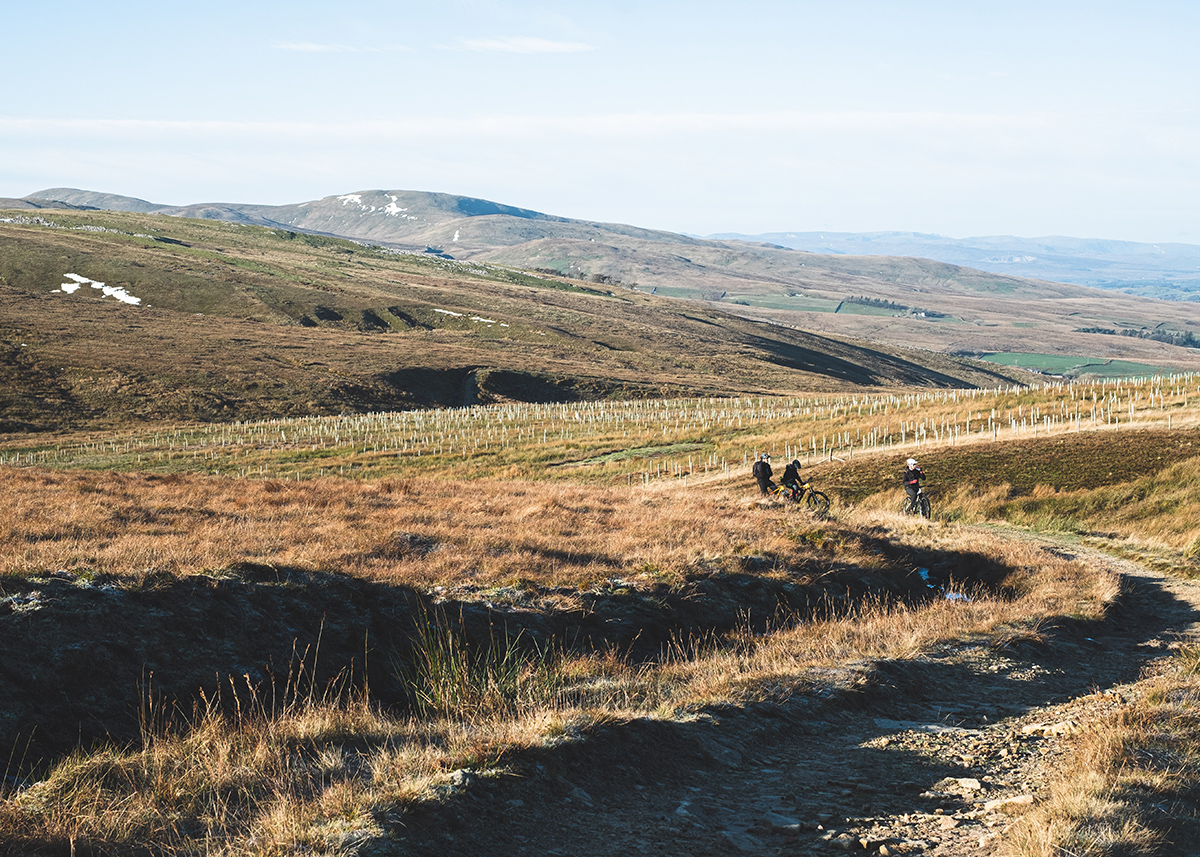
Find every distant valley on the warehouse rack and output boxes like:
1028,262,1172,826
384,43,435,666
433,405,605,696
709,230,1200,301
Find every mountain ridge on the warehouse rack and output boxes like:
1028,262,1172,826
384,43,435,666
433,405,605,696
15,187,1200,378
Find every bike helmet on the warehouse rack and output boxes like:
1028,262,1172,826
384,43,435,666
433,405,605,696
907,458,918,467
792,459,801,469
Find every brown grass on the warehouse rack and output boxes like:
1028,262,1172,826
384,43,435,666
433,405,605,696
0,467,794,590
1004,650,1200,856
2,409,1190,855
0,501,1120,855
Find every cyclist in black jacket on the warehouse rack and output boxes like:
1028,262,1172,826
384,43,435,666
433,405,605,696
903,457,925,504
781,458,803,497
752,453,775,495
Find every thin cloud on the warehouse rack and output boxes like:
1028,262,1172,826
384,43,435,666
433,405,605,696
273,42,410,53
454,36,594,54
5,107,1185,146
0,111,1033,140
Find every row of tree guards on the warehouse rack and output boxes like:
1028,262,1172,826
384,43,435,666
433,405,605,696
2,374,1197,484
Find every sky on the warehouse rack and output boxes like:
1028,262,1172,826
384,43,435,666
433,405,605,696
3,1,1198,243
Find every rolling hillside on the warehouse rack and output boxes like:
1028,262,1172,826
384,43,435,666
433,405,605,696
0,208,1027,433
21,188,1200,377
711,229,1200,300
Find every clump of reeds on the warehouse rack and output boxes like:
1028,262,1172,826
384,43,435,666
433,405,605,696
393,613,561,721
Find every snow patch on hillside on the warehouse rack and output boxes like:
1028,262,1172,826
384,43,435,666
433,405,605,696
336,193,419,221
384,194,418,220
337,193,377,213
52,273,142,306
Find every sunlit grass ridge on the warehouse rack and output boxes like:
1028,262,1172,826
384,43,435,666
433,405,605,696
6,372,1200,485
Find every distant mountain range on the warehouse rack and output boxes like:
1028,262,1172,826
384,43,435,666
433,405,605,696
14,188,1200,301
707,231,1200,300
9,187,1200,378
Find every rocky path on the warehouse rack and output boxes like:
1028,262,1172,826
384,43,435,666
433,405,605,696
393,540,1200,856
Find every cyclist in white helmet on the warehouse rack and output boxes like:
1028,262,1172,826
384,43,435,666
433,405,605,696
903,457,925,505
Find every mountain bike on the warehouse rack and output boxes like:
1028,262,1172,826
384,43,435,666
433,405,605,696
770,481,830,519
902,486,932,519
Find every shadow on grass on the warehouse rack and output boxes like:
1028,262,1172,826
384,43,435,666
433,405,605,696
390,570,1200,856
2,554,1195,855
0,531,1027,773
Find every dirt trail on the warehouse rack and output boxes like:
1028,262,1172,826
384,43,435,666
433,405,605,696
390,537,1200,856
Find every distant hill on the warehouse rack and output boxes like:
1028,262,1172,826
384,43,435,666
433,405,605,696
20,188,1200,379
0,208,1035,433
709,230,1200,301
25,188,691,251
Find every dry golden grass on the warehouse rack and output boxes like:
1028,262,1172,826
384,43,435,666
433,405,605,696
0,467,794,590
0,504,1120,855
3,389,1195,855
1004,650,1200,857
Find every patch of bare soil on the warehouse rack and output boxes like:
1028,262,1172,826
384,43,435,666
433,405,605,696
389,537,1200,856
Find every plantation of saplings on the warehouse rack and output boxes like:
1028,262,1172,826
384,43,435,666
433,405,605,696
2,377,1200,855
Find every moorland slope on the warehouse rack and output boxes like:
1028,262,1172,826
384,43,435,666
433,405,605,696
4,384,1200,855
0,209,1025,433
22,187,1200,373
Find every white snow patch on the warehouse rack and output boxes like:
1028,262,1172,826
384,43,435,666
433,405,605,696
433,308,464,317
383,194,410,217
337,194,364,207
55,273,142,306
470,316,496,323
453,229,460,242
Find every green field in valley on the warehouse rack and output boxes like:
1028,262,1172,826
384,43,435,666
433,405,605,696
980,352,1171,378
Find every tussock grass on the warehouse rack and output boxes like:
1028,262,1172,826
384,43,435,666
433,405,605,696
0,511,1119,855
395,616,561,721
0,467,793,590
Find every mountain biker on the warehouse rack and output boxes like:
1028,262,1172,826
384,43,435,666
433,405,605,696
903,457,925,504
752,453,775,495
781,458,803,498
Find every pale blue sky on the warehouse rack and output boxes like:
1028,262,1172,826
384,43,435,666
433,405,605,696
3,1,1197,242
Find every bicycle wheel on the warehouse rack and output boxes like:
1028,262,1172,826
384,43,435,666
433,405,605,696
918,494,932,519
901,497,915,515
806,490,830,519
